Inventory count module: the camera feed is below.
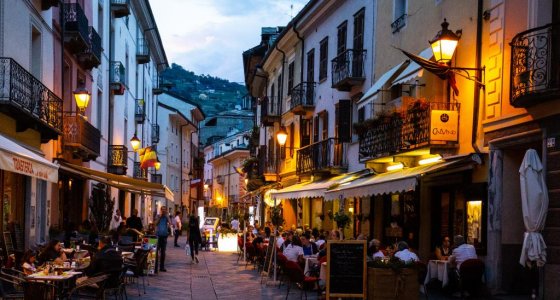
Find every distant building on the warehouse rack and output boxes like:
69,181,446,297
199,108,254,147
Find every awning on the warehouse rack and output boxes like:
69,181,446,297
0,134,58,183
359,61,410,103
324,154,482,200
392,47,434,85
58,161,174,201
271,171,370,200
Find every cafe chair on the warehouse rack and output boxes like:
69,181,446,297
124,249,150,296
283,260,319,300
103,267,128,300
457,259,485,298
0,270,25,299
245,243,257,270
68,274,110,299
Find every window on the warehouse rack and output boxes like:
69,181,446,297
337,21,347,55
306,49,315,82
98,4,104,40
392,0,407,33
97,91,103,133
277,74,283,113
289,123,295,158
353,8,365,50
336,100,352,142
287,62,295,96
319,37,328,81
358,107,365,123
301,118,311,147
31,26,41,79
321,111,328,140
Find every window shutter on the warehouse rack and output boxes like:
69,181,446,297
337,100,352,142
313,116,319,143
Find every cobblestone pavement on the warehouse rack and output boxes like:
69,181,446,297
125,237,319,300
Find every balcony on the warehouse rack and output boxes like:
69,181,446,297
296,138,348,175
510,23,560,107
110,0,130,18
0,58,63,142
41,0,58,10
358,102,460,162
151,124,160,144
63,114,101,161
260,96,281,126
63,3,89,53
133,162,148,180
108,145,128,175
135,99,145,122
289,82,315,114
151,173,162,184
136,38,150,64
331,49,367,91
110,61,126,95
77,27,102,70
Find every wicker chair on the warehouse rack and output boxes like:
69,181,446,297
124,249,150,296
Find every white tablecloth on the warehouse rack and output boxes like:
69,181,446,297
424,260,451,287
303,256,318,276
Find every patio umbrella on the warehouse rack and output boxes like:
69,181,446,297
519,149,548,267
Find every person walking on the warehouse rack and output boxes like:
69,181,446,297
173,211,182,247
155,206,171,272
187,215,202,264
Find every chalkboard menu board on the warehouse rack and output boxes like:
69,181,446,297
326,240,367,299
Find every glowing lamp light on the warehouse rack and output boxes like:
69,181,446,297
386,162,404,172
429,19,460,64
154,159,161,171
276,126,288,146
130,134,141,151
73,87,91,112
418,155,442,166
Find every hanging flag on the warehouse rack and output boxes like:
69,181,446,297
233,166,246,176
140,146,157,169
399,48,459,96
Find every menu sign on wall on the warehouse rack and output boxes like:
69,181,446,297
430,110,458,142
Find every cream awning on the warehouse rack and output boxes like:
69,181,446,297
58,161,174,201
325,154,482,200
391,47,434,86
271,171,369,200
359,61,410,103
0,134,58,183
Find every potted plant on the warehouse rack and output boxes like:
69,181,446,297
333,210,352,229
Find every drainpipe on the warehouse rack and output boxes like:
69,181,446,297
471,0,483,153
275,43,287,116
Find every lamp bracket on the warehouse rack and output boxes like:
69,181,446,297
448,66,485,88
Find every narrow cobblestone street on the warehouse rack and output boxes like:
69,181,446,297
125,237,319,300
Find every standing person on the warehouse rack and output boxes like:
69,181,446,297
109,209,123,231
155,206,171,272
173,212,182,247
187,215,202,264
231,216,240,232
126,209,143,232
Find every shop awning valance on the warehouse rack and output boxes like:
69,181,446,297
271,171,370,200
324,154,482,200
0,134,58,183
58,161,174,201
359,61,410,103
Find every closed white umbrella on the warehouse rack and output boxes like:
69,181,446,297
519,149,548,267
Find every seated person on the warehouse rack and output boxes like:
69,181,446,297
315,233,326,249
79,236,124,288
276,232,286,249
21,250,37,275
283,236,304,265
369,239,385,259
281,231,294,251
394,241,419,263
448,235,477,270
435,236,452,260
38,240,67,265
300,233,318,256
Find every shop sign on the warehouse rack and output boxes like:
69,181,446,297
263,189,279,207
0,154,58,183
430,110,458,142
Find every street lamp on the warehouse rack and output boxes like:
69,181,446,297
154,158,161,171
276,126,288,147
73,87,91,115
130,133,141,151
429,19,460,64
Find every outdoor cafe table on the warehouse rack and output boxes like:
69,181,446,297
26,270,82,299
424,259,451,287
303,255,318,276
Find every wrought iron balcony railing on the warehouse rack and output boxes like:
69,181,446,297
108,145,128,175
391,14,407,33
260,96,281,126
510,23,560,107
110,61,126,95
78,27,102,70
296,138,348,175
63,114,101,161
63,2,89,53
133,162,148,180
331,49,366,91
152,124,160,144
136,38,150,64
110,0,130,18
358,102,460,161
0,57,63,142
289,82,315,114
135,99,145,122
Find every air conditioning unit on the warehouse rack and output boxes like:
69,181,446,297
216,175,225,184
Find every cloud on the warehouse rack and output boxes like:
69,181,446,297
150,0,308,83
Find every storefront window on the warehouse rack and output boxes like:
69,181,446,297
1,171,26,251
467,200,482,246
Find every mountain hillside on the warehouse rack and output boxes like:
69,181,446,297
161,64,247,116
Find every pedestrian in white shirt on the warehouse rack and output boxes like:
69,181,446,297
109,209,123,231
448,235,477,270
394,241,419,263
173,212,182,247
231,218,240,231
